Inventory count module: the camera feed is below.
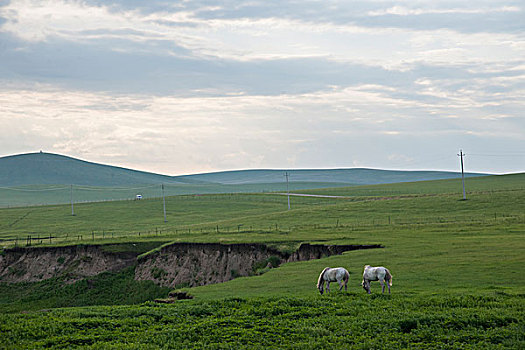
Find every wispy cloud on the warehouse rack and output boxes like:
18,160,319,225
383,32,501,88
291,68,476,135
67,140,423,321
1,80,523,173
0,0,524,174
368,5,521,17
2,0,523,67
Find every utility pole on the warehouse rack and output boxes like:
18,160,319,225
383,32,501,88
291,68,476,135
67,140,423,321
70,184,75,216
162,184,167,222
285,172,290,210
458,150,466,200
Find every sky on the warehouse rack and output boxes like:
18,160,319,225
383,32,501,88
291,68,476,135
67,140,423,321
0,0,524,175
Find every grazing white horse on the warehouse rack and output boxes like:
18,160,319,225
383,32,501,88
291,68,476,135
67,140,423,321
317,267,349,295
362,265,393,294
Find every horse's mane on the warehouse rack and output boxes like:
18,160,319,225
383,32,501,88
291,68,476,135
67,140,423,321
317,267,330,288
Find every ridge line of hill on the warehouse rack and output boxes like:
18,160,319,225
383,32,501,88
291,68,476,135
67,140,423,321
1,151,490,187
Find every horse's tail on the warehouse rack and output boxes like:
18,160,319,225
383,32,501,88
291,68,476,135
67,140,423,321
385,268,393,286
344,269,350,285
317,267,330,288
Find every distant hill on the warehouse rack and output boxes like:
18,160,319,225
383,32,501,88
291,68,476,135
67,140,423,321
179,168,488,186
0,152,203,187
0,152,489,187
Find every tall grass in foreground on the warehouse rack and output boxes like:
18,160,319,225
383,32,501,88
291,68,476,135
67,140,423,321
1,293,523,349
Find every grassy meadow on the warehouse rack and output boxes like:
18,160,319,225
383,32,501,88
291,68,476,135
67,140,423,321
0,181,348,208
0,174,524,348
1,293,523,349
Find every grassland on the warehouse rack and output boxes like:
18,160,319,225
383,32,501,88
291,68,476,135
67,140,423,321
0,174,524,348
1,293,523,349
301,172,525,196
2,175,523,249
0,181,346,208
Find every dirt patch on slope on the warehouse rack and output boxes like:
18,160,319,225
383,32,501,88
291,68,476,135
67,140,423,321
0,242,382,287
134,242,382,288
0,245,136,283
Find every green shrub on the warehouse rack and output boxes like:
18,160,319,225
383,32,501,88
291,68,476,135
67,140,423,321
150,267,167,280
253,255,281,275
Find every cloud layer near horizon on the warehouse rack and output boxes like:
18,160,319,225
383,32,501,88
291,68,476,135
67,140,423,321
1,0,524,174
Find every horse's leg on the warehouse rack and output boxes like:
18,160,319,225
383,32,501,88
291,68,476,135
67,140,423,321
326,281,330,293
379,279,385,294
338,279,343,291
367,281,371,294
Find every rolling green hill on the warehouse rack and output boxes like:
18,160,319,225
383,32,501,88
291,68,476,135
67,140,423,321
180,167,488,185
0,152,493,207
1,151,488,188
0,152,207,187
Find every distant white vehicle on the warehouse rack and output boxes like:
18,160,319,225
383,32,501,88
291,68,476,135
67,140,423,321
135,194,143,200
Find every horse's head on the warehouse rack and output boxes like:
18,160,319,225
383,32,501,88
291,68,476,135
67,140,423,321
317,267,329,295
361,279,370,293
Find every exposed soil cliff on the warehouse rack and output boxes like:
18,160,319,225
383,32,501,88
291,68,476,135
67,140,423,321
0,245,136,283
0,242,382,286
134,242,382,288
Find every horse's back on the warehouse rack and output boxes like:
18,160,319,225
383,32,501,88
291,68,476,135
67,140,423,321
363,266,387,281
325,267,348,281
336,267,349,280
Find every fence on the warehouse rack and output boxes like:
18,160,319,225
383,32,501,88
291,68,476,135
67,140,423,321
2,212,523,249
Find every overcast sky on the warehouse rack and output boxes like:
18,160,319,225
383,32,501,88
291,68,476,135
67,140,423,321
1,0,524,175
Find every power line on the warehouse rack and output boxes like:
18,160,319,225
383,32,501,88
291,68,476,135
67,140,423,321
0,186,69,192
458,150,466,200
284,172,290,210
468,153,525,157
162,184,167,223
70,185,75,216
73,184,159,191
0,184,160,192
381,154,455,169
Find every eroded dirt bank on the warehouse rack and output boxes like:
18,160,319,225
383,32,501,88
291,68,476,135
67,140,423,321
0,245,136,283
0,242,382,286
134,242,382,288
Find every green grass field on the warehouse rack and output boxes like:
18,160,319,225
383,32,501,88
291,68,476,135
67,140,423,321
0,181,349,208
1,174,524,348
1,293,523,349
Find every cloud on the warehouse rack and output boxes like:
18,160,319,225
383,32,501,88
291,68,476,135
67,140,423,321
367,5,521,17
0,0,523,174
1,81,523,173
1,0,523,68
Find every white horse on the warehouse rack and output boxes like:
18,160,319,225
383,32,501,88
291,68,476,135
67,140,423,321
317,267,349,295
362,265,393,294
